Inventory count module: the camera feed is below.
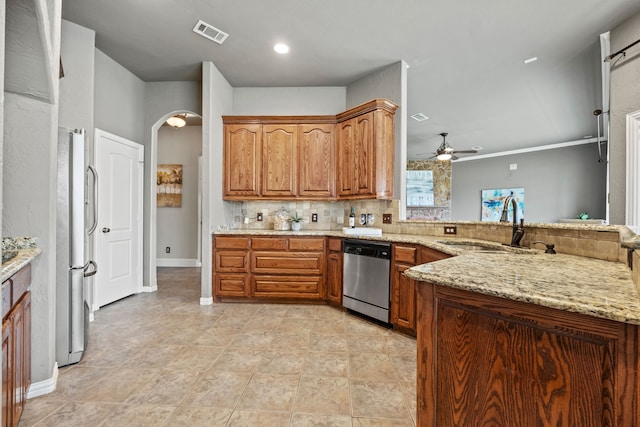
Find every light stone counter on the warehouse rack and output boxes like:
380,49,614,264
2,237,41,282
405,252,640,325
214,229,640,325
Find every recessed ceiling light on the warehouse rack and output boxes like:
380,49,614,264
471,146,483,151
584,135,593,139
274,43,290,54
523,56,538,64
411,113,429,122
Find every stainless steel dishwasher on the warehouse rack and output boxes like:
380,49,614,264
342,239,391,323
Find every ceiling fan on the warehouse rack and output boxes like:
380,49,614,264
427,132,478,161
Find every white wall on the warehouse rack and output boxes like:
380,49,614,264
201,61,233,303
94,49,145,144
156,125,201,265
345,61,407,199
609,11,640,225
451,143,607,223
232,87,346,115
2,0,62,387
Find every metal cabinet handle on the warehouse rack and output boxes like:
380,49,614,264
102,227,111,233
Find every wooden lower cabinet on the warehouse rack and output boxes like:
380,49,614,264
213,236,326,301
325,238,343,306
2,264,32,427
391,244,449,334
417,283,639,426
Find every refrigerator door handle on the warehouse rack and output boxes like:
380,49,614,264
87,165,98,235
83,260,98,278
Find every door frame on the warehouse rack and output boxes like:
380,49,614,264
147,111,203,291
93,128,144,311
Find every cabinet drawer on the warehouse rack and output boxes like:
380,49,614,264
215,251,249,273
11,265,31,303
215,274,249,297
2,281,11,319
289,238,325,251
252,252,324,275
327,238,342,252
421,246,451,263
252,275,323,298
251,237,287,250
215,236,249,250
394,245,418,264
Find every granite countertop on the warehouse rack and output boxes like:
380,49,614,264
2,237,41,282
214,229,536,256
405,252,640,325
215,228,640,325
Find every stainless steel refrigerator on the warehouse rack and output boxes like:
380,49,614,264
56,128,98,367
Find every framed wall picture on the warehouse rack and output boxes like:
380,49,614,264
481,187,524,222
157,164,183,207
406,170,435,207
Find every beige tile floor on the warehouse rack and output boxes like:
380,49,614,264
20,267,417,426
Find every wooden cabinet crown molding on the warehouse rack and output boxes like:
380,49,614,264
223,115,336,125
336,98,399,122
222,98,399,125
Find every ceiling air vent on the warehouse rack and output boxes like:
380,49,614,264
193,20,229,45
411,113,429,122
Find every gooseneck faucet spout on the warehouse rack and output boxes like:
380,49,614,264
499,193,524,246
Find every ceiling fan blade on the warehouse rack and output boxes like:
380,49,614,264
427,154,437,159
452,150,478,154
451,154,459,160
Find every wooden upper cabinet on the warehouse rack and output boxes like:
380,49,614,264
337,119,355,196
354,112,374,196
262,125,297,198
336,99,398,200
224,124,261,198
298,124,335,198
222,99,396,201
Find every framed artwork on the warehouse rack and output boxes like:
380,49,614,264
406,170,435,207
481,187,524,222
157,164,183,207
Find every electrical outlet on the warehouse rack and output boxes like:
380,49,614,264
444,226,457,235
257,212,263,221
382,214,392,224
165,246,170,253
311,213,318,222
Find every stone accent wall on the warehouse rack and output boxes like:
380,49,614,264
406,160,451,220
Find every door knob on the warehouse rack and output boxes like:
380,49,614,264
102,227,111,233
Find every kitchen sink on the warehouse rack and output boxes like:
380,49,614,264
437,241,507,252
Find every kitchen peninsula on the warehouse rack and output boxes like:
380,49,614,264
405,246,640,426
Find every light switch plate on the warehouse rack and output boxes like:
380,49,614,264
311,213,318,222
382,214,392,224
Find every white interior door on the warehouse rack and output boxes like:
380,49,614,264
95,129,144,307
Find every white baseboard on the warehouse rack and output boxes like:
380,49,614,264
142,285,158,293
27,363,58,399
156,258,200,267
200,297,213,305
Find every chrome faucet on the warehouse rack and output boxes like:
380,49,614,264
499,193,525,246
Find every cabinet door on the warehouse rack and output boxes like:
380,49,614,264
252,275,324,299
391,263,416,332
262,125,297,197
354,112,374,195
326,251,343,305
298,124,335,198
2,319,12,427
224,124,261,197
337,119,355,197
22,294,30,406
214,274,250,297
11,301,24,423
